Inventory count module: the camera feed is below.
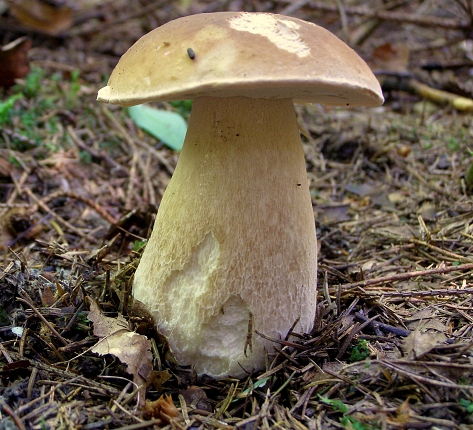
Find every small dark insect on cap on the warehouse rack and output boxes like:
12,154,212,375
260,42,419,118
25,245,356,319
187,48,195,60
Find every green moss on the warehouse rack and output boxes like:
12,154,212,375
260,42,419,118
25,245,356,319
349,338,370,362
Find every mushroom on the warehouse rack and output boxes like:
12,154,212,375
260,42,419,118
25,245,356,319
97,12,383,378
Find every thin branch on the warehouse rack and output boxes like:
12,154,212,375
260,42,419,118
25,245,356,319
299,1,471,29
341,262,473,290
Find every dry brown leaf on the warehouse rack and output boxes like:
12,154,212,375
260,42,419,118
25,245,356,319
345,182,379,197
0,156,14,177
0,37,31,87
0,207,44,250
406,317,447,332
9,0,72,35
403,330,447,360
371,42,409,72
421,319,447,332
40,285,56,306
418,201,438,221
149,369,172,392
405,307,447,331
88,300,153,394
387,192,405,204
405,308,437,321
376,225,415,239
317,204,351,224
179,385,212,412
387,399,418,426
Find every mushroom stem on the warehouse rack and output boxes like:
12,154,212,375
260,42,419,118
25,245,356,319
133,96,317,378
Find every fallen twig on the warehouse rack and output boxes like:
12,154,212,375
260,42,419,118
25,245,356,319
354,312,411,336
0,401,26,430
379,359,473,390
16,295,70,347
23,188,99,244
42,190,118,225
341,262,473,290
381,75,473,112
290,1,471,29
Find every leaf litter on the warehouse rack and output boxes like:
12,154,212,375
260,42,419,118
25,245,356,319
88,299,153,406
1,0,473,429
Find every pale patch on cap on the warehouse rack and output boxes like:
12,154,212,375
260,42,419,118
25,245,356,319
229,13,310,58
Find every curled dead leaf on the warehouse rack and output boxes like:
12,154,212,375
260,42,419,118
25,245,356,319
403,329,447,360
0,37,31,87
387,399,420,426
39,285,56,306
9,0,72,35
179,385,213,412
148,369,172,392
0,207,45,250
317,204,351,225
88,299,153,405
371,42,409,72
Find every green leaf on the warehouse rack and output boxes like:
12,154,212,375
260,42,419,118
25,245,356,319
132,240,147,252
169,100,193,118
318,395,348,414
0,93,23,125
349,338,370,362
0,307,10,326
128,104,187,151
239,376,270,397
253,377,270,389
460,398,473,413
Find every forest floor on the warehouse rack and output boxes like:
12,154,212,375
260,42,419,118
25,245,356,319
1,0,473,429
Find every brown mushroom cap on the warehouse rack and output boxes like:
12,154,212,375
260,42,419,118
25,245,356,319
97,12,383,107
